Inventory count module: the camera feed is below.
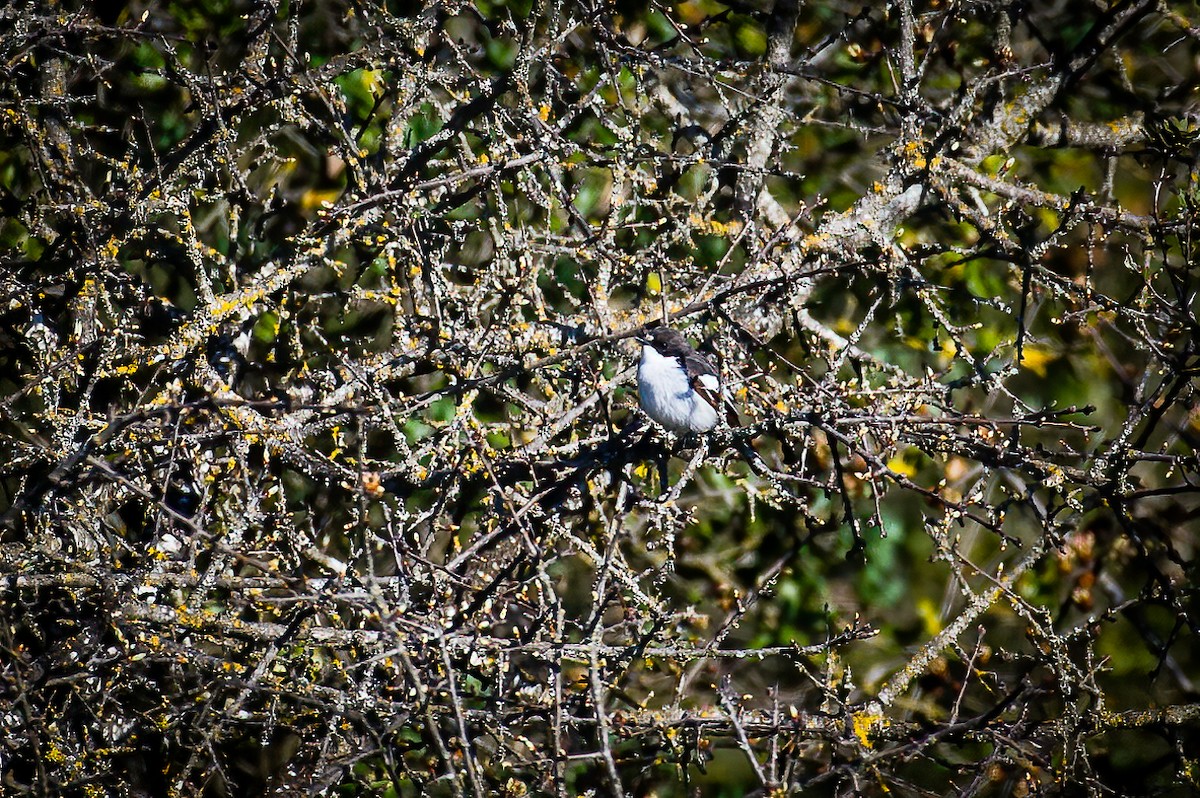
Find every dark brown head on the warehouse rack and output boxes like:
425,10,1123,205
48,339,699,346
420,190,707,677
638,327,692,358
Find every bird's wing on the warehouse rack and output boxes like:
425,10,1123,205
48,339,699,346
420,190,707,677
683,352,739,427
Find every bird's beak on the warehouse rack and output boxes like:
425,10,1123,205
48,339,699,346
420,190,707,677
634,333,649,345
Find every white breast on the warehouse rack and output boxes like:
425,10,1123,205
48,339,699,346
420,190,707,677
638,345,719,432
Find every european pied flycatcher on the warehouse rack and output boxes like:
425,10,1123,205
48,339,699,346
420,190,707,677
637,327,737,433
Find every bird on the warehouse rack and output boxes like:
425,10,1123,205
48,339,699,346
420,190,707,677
637,327,737,433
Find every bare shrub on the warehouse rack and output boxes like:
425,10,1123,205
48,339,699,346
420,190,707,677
2,0,1197,795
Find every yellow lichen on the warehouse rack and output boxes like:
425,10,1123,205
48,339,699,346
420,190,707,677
852,711,887,748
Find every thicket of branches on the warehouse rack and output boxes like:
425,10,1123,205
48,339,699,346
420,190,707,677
2,0,1198,795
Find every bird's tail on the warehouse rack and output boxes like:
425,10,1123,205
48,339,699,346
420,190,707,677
733,435,772,476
